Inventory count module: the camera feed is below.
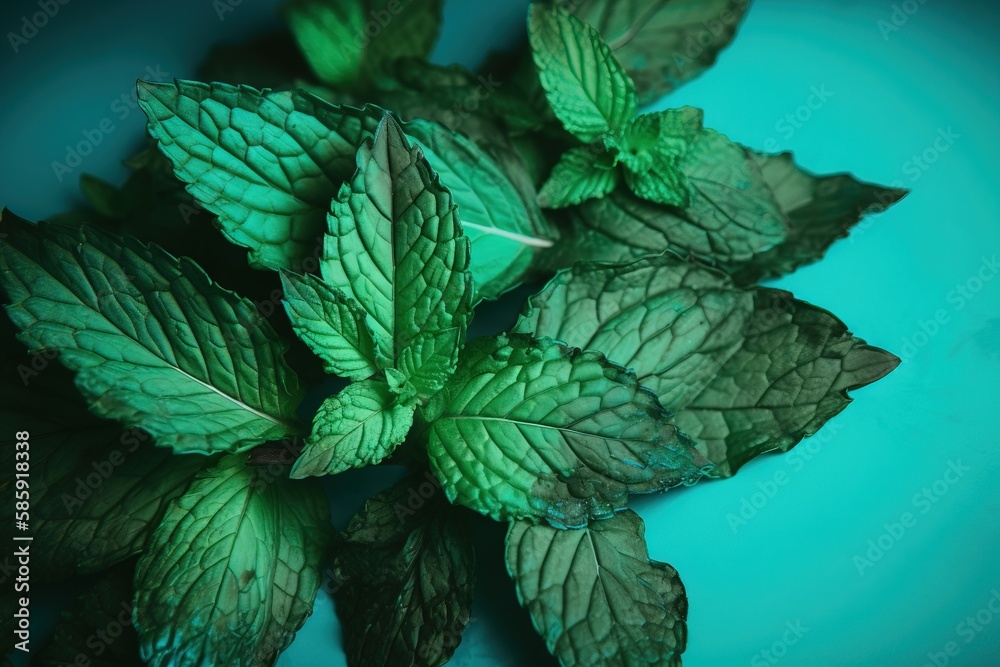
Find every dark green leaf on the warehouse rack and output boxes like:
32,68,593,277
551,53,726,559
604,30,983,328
424,334,711,528
33,564,143,666
134,454,331,667
566,0,750,105
723,151,909,284
333,473,476,667
516,254,900,475
506,510,687,667
0,217,304,454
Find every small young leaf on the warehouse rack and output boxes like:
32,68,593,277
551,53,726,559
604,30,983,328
424,334,711,528
33,564,142,666
618,107,704,206
506,510,687,667
567,0,750,105
332,472,476,667
292,378,415,478
405,118,554,299
528,4,638,142
723,151,909,284
516,254,900,475
538,146,619,209
134,454,330,667
284,0,444,87
323,115,473,395
280,271,381,380
546,128,788,269
0,217,304,454
137,80,381,270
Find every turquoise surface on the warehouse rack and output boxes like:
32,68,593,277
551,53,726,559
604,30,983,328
0,1,997,665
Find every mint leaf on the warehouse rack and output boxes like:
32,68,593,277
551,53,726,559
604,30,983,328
34,564,142,666
137,80,380,270
284,0,444,87
546,128,788,269
404,119,554,299
322,115,473,394
538,146,619,209
0,217,304,454
506,510,687,667
424,334,710,528
617,107,704,206
567,0,750,105
333,473,476,667
515,254,900,475
280,271,380,380
292,378,415,477
723,151,909,284
529,4,638,142
135,454,330,667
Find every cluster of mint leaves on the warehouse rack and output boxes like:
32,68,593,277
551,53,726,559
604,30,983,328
0,1,906,666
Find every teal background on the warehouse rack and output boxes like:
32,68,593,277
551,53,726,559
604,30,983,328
1,0,998,665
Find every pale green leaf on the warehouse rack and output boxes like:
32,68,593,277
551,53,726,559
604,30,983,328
424,334,711,528
516,254,900,475
322,115,473,393
404,118,554,299
0,218,304,454
280,271,380,380
538,146,619,209
134,454,331,667
529,4,638,142
507,510,687,667
292,378,415,477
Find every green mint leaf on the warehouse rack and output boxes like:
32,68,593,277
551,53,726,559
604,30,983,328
538,146,619,209
515,254,900,476
404,118,554,299
137,80,379,271
284,0,444,87
292,378,415,477
528,4,638,142
424,333,711,528
617,107,704,206
545,127,787,269
567,0,750,105
332,472,476,667
396,326,462,401
323,115,473,394
723,151,909,284
0,217,304,454
506,509,687,667
280,271,381,380
135,454,330,667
